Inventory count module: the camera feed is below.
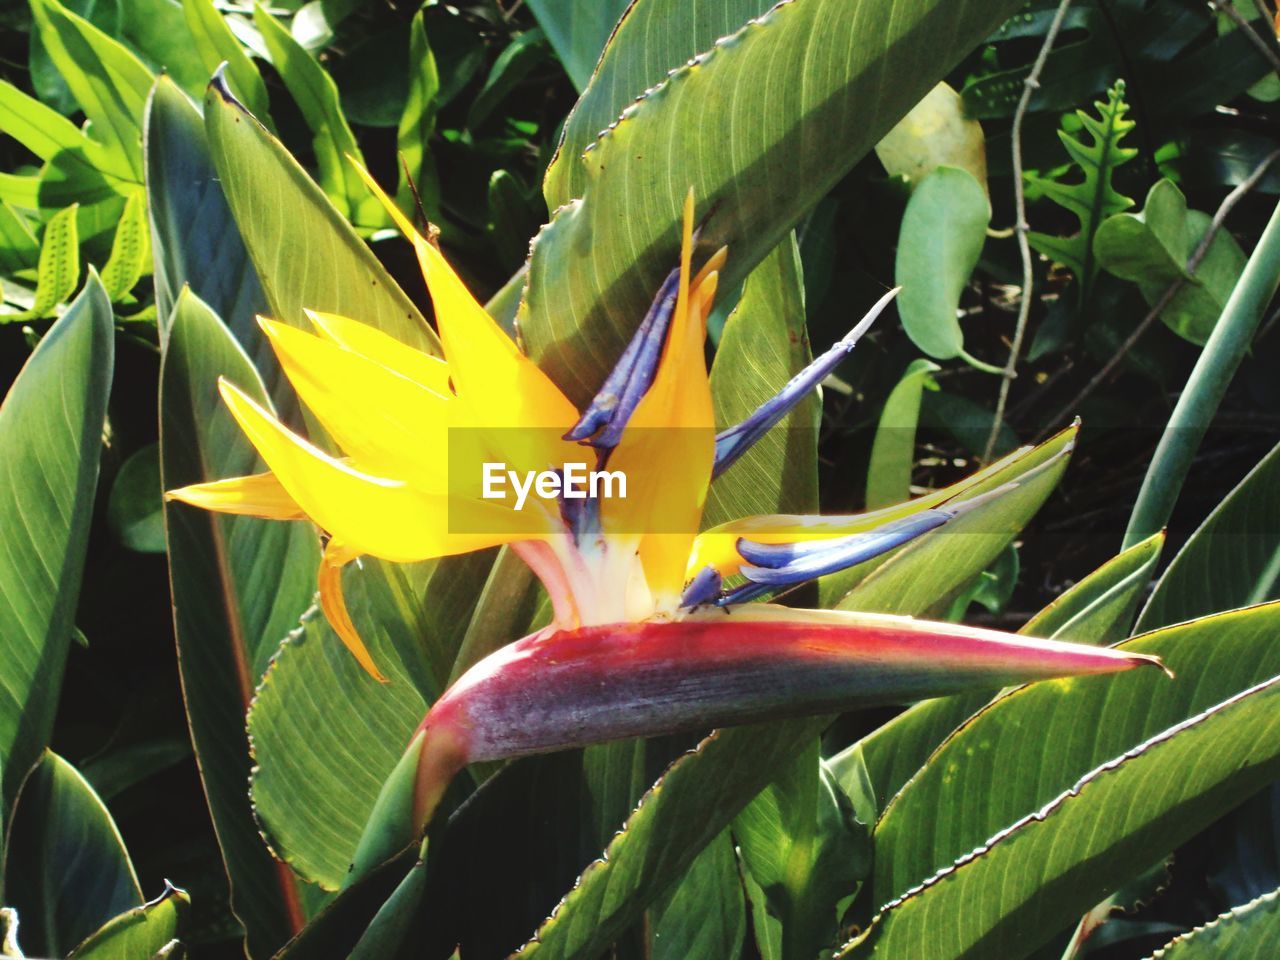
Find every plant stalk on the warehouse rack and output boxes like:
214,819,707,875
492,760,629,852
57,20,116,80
1123,193,1280,548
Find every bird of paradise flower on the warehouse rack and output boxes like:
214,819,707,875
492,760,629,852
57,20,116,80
168,169,1162,831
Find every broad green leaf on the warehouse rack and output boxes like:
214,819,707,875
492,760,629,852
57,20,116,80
271,851,419,960
449,546,543,684
468,28,551,129
705,232,818,526
0,77,131,187
80,736,191,800
524,0,1026,405
346,860,430,960
1093,179,1194,285
830,532,1165,817
487,169,541,272
160,289,315,956
3,752,142,958
1143,887,1280,960
1095,179,1248,345
0,275,111,815
874,82,987,189
894,166,989,363
733,742,868,959
395,11,440,220
2,202,80,322
0,201,39,273
249,607,426,890
252,6,381,226
870,602,1280,918
106,441,165,553
648,832,746,960
1138,441,1280,631
29,0,154,182
865,359,939,509
250,551,490,890
203,76,437,354
119,0,210,96
29,0,124,114
842,658,1280,959
527,0,631,92
100,189,149,300
544,0,780,206
181,0,273,125
67,884,189,960
143,77,279,391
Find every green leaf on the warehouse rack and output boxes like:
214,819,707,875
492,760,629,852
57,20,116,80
468,28,551,129
1027,82,1137,304
523,0,1026,406
869,602,1280,925
2,752,142,958
0,275,111,815
2,202,80,322
67,884,190,960
29,0,155,183
0,201,39,274
705,232,818,526
203,75,437,354
1093,179,1194,286
29,0,124,114
1125,194,1280,547
100,188,149,300
842,655,1280,959
346,860,430,960
1143,887,1280,960
733,742,869,959
271,850,419,960
252,5,381,226
527,0,631,92
544,0,781,206
250,547,491,890
80,736,191,801
831,531,1165,817
0,77,131,188
894,166,989,362
119,0,210,97
107,441,165,553
181,0,273,126
160,288,315,956
865,359,940,509
648,832,747,960
395,11,440,220
1138,441,1280,631
1094,179,1248,345
143,77,278,377
487,169,540,272
248,605,426,891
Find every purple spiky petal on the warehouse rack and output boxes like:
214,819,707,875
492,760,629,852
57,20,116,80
563,267,680,451
713,287,900,478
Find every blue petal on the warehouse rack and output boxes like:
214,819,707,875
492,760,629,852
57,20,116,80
713,287,899,478
564,267,680,451
679,565,724,608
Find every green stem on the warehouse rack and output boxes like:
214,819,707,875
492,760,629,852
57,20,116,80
1123,194,1280,549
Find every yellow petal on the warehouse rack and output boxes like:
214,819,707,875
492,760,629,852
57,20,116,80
351,164,579,453
318,541,387,682
304,309,453,396
218,378,552,562
258,317,455,492
606,191,717,607
166,470,307,520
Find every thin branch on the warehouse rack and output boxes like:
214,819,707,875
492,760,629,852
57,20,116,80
1211,0,1280,78
1034,148,1280,443
982,0,1074,464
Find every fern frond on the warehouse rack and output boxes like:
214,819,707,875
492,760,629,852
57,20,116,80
1027,81,1137,302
